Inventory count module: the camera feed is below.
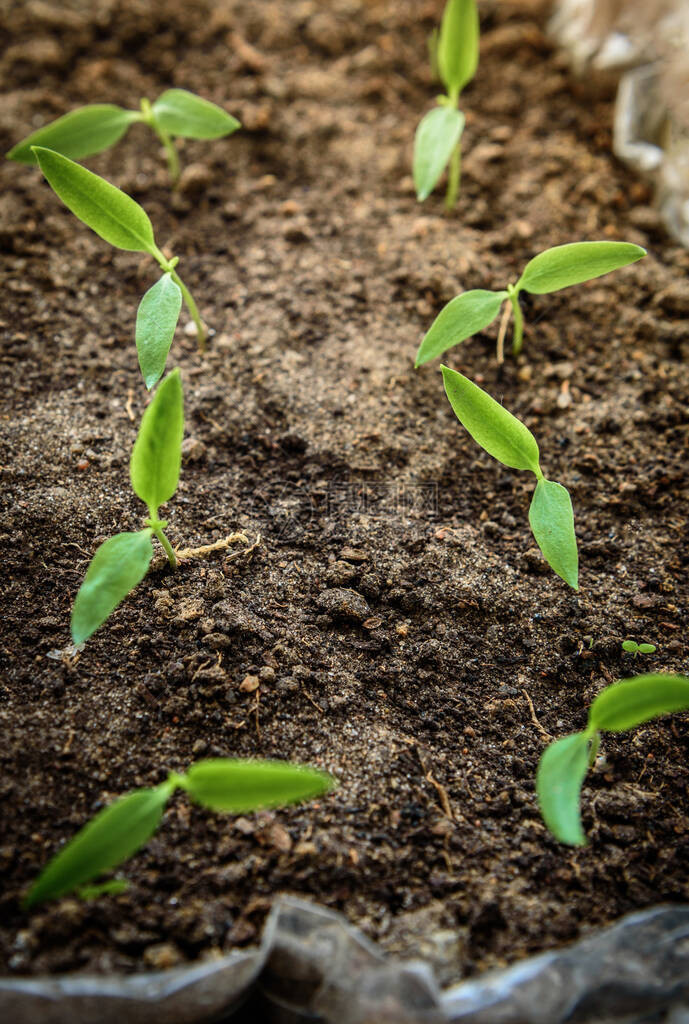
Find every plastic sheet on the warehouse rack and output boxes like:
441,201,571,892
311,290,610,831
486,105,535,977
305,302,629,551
550,0,689,247
3,898,689,1023
442,904,689,1023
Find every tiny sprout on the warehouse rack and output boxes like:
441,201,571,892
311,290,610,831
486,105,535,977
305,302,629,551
536,674,689,845
442,365,578,588
416,241,647,366
25,759,336,907
622,640,657,657
71,369,183,645
32,146,206,362
414,0,479,209
8,89,240,184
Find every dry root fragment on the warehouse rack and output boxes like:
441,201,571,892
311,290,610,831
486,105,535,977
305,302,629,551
175,531,258,561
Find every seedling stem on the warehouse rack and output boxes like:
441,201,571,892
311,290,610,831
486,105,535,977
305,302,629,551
445,140,461,210
139,98,180,183
507,283,524,356
587,731,600,768
145,515,177,568
153,246,206,351
445,87,461,210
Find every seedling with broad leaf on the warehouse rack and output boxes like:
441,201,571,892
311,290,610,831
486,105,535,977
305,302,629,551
32,146,206,368
536,674,689,845
442,365,578,588
8,89,240,185
416,241,647,366
414,0,479,209
25,759,335,907
71,368,184,645
622,639,656,657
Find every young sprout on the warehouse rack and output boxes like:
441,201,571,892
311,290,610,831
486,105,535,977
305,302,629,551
8,90,240,185
622,640,657,657
442,365,578,588
414,0,479,210
32,146,206,364
416,241,647,366
536,674,689,845
71,369,183,645
25,759,335,907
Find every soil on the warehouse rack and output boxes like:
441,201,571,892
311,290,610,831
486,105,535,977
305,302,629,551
1,0,689,988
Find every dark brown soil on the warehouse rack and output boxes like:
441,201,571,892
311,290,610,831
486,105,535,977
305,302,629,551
1,0,689,987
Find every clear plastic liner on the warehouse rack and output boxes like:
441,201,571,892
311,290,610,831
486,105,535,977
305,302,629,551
550,0,689,247
442,904,689,1023
257,897,444,1024
0,949,262,1024
3,899,689,1023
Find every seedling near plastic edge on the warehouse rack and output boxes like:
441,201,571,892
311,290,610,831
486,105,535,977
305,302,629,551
25,759,335,907
536,674,689,846
442,365,578,588
32,146,206,369
622,640,656,657
416,241,647,366
8,89,240,185
71,369,183,645
413,0,479,209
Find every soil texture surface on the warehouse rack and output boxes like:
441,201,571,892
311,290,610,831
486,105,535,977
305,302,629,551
1,0,689,985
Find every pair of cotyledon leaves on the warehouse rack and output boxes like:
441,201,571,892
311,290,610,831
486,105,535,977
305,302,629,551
32,145,185,389
537,674,689,846
442,365,578,588
413,0,479,201
7,89,240,165
416,241,647,365
26,759,335,907
71,369,183,646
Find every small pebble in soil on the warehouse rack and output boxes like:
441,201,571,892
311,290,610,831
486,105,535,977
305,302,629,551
143,943,183,970
316,588,370,622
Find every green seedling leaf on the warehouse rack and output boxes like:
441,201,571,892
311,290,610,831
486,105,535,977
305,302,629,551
71,530,153,645
441,365,540,473
152,89,240,139
589,674,689,733
621,639,656,656
185,759,335,813
437,0,479,96
130,368,184,511
78,879,130,901
528,479,578,590
536,732,590,847
32,147,157,254
416,290,506,366
136,274,182,390
413,107,465,202
517,241,646,295
25,784,170,907
8,106,139,164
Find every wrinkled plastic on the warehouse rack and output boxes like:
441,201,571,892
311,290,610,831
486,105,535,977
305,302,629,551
443,904,689,1023
550,0,689,248
3,899,689,1023
0,949,262,1024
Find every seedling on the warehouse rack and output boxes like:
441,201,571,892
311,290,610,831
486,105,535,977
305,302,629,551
8,89,240,185
32,146,206,369
536,673,689,845
413,0,478,209
442,365,578,588
622,640,656,657
416,241,647,366
25,758,335,907
71,369,184,645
